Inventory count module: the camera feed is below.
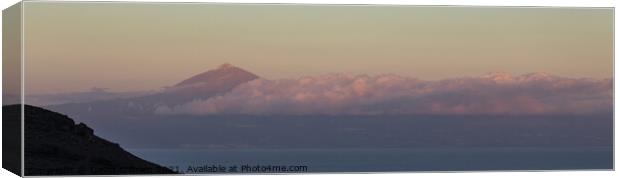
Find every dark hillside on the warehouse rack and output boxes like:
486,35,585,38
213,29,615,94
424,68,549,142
3,105,176,175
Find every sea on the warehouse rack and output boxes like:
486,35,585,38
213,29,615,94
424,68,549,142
127,147,613,174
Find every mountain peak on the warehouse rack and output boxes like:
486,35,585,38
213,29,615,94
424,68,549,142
175,63,259,87
219,63,234,69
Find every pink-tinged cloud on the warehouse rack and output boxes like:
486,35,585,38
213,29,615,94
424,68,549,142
155,72,612,115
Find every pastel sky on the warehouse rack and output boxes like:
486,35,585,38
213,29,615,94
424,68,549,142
22,2,613,94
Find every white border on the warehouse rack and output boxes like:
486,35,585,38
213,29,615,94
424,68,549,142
0,1,617,178
20,1,24,177
9,0,620,7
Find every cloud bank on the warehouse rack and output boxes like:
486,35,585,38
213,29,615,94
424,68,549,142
155,72,612,116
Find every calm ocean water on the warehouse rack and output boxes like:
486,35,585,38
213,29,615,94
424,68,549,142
127,147,613,173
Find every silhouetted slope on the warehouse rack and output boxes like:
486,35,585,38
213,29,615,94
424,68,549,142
2,104,21,176
5,105,175,175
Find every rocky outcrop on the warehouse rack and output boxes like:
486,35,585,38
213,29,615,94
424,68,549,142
3,105,176,175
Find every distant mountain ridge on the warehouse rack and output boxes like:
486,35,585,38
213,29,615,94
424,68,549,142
46,66,612,118
47,63,259,118
39,65,612,150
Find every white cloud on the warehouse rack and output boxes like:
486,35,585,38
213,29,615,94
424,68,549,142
155,72,612,116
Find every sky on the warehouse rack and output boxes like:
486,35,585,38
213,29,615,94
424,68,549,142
22,2,613,94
